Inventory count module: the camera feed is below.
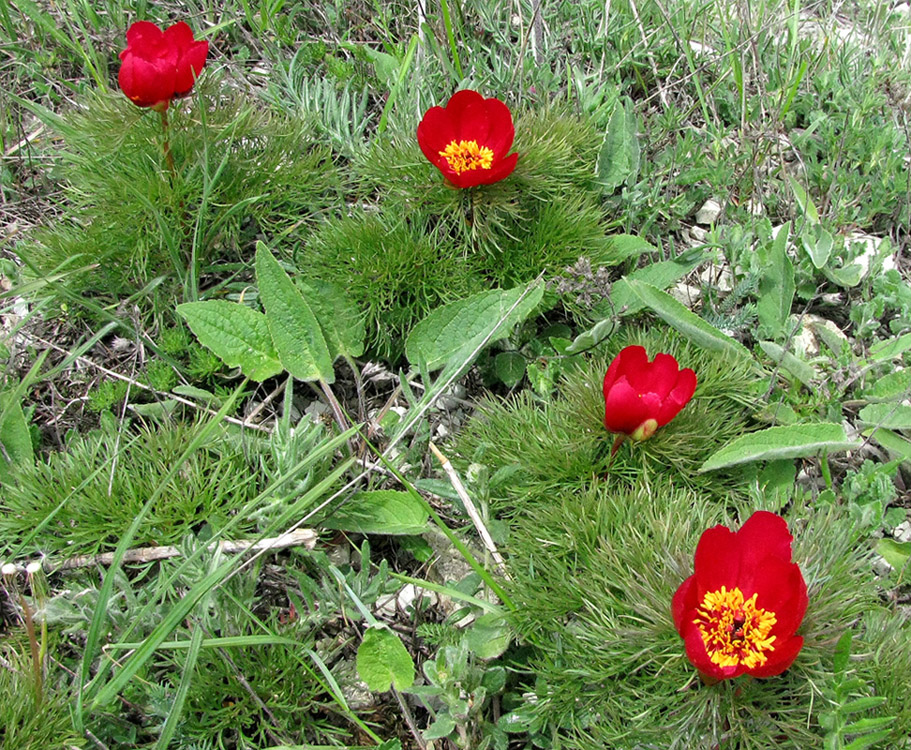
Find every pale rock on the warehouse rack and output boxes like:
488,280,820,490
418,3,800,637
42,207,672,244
689,225,709,243
695,199,722,225
894,520,911,543
435,422,450,439
745,199,765,216
894,3,911,13
697,264,734,293
843,233,896,278
436,383,467,411
376,584,439,617
304,400,330,422
820,292,843,306
873,555,894,577
688,40,715,56
670,283,703,308
792,314,848,358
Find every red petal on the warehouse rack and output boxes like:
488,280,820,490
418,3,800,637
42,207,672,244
481,97,515,156
603,377,654,435
656,368,697,427
671,575,697,634
452,96,492,146
125,20,164,49
174,40,208,94
118,53,176,107
681,620,740,680
417,105,457,161
748,635,803,678
693,524,741,596
603,346,641,395
464,151,518,187
445,89,485,119
626,351,679,397
163,20,195,52
744,559,807,637
737,511,794,568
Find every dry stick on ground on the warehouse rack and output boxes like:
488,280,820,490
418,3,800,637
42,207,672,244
3,529,318,575
429,442,509,580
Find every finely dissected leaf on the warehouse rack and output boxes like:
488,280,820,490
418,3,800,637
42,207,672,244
320,490,429,535
297,277,366,360
757,222,795,338
626,280,752,359
356,627,416,691
700,423,862,472
876,538,910,571
0,393,34,484
177,301,282,381
609,259,702,317
858,403,911,430
598,99,640,190
255,242,334,383
758,341,818,387
405,282,544,371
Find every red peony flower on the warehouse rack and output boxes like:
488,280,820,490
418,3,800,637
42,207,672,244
672,511,809,681
602,345,697,442
118,21,209,110
417,90,519,188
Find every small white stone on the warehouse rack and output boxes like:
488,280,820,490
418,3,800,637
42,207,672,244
688,40,715,56
844,233,895,278
670,283,703,308
695,199,722,225
892,2,910,14
689,225,709,243
894,520,911,543
435,422,450,439
697,264,734,293
873,555,894,577
304,400,330,422
744,199,765,216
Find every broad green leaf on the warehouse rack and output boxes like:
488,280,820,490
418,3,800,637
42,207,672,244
297,278,366,360
356,627,415,691
465,613,512,659
605,259,702,317
867,427,911,466
858,403,911,430
177,300,282,381
626,280,752,359
758,341,818,387
757,222,795,338
860,369,911,402
423,715,457,740
876,538,910,572
255,243,334,383
700,423,861,472
867,332,911,363
607,234,657,262
801,225,833,269
320,490,429,535
598,100,640,190
788,176,819,224
494,351,526,388
824,260,864,288
405,282,544,371
0,393,34,484
565,317,615,355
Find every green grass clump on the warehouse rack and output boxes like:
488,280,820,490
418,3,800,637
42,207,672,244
454,326,759,514
505,484,911,749
0,417,262,555
18,80,338,307
297,106,621,362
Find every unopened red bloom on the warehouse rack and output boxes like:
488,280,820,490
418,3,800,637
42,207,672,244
118,21,208,110
672,511,809,681
602,345,696,442
417,90,519,188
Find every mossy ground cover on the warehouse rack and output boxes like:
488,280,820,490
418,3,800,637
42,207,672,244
1,1,910,748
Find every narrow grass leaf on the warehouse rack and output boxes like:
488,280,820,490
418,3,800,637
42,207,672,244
626,280,751,358
177,300,283,381
255,242,333,383
154,625,204,750
700,423,862,472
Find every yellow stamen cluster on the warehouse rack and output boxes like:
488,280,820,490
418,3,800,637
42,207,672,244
693,586,777,669
439,140,494,174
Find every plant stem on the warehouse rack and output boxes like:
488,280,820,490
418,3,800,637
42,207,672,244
159,107,177,181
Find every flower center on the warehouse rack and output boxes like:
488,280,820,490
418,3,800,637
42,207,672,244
439,140,494,174
693,586,777,670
